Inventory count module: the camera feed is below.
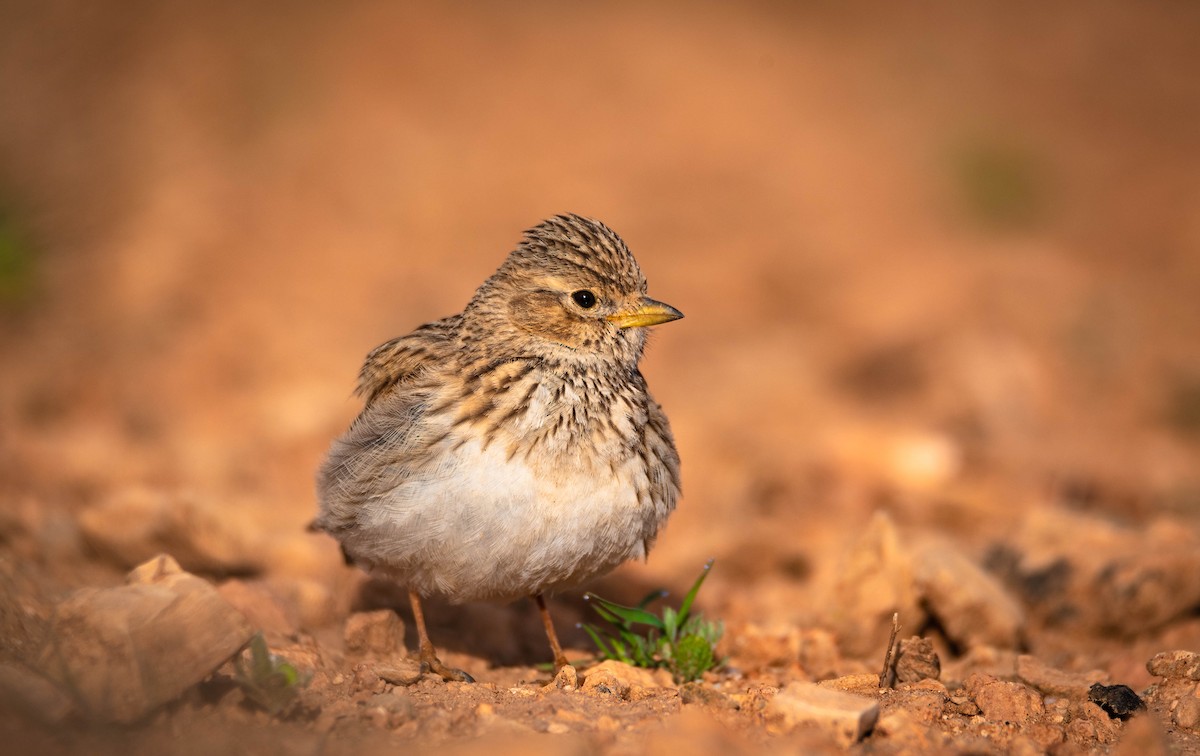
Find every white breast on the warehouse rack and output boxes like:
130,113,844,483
346,433,653,601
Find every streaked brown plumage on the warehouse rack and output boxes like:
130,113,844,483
315,214,682,680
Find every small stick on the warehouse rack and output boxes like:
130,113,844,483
878,612,900,689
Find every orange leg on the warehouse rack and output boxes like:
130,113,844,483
534,593,571,671
409,589,474,683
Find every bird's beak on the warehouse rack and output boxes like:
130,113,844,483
606,297,684,329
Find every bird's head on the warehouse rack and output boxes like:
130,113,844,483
464,214,682,367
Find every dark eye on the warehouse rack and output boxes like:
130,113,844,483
571,290,597,309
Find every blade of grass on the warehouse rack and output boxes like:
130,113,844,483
677,558,715,624
586,594,667,629
637,589,669,609
581,624,615,659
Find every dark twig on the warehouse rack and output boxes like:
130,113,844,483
879,612,900,689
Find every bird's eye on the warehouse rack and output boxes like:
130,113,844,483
571,290,597,309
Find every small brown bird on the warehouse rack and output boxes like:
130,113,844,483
315,214,682,680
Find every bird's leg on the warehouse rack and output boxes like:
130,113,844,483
534,593,571,671
408,589,474,683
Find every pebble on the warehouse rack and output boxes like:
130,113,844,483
1074,701,1121,745
768,680,879,746
965,674,1044,725
580,660,657,698
375,660,423,687
1148,651,1200,681
895,636,940,683
1174,690,1200,730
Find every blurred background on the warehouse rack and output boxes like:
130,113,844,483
2,0,1199,668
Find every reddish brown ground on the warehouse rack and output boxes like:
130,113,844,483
2,2,1200,754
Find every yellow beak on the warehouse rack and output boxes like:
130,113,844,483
606,297,684,329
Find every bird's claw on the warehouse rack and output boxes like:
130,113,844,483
420,659,475,683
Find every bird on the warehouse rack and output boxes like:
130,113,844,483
314,214,682,681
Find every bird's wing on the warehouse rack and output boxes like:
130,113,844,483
316,316,461,540
315,384,434,538
355,314,462,403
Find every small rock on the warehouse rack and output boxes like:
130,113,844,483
343,610,405,656
679,681,738,709
966,674,1044,725
1174,689,1200,730
1016,654,1105,699
551,664,578,691
39,554,254,723
374,660,423,687
580,660,656,697
1073,701,1121,745
79,488,261,576
948,693,980,716
1147,650,1200,681
581,667,625,697
895,636,940,683
351,662,385,693
1088,683,1145,719
912,536,1024,650
768,681,879,746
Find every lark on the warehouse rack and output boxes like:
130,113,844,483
314,214,682,681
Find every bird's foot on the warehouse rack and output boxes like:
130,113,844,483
419,657,475,683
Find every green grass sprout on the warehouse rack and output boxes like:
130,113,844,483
580,559,723,682
232,633,311,715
